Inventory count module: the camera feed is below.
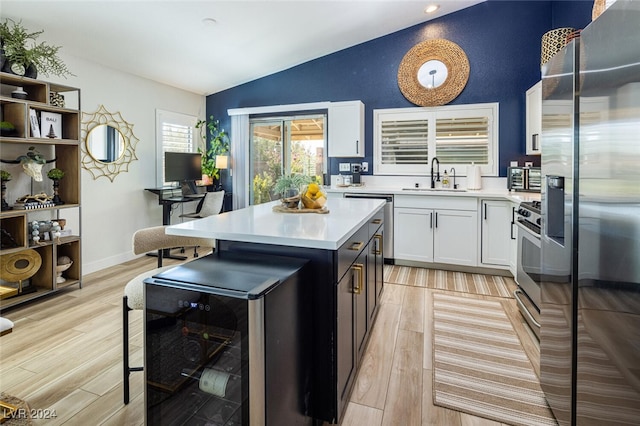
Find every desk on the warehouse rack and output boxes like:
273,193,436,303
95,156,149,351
145,187,204,226
144,187,205,260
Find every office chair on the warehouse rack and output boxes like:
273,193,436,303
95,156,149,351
179,190,225,219
122,226,215,404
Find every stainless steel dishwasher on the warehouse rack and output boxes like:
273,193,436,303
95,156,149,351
343,193,394,262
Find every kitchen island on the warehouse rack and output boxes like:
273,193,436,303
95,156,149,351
166,198,386,424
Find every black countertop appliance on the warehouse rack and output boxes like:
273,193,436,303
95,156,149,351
143,252,312,425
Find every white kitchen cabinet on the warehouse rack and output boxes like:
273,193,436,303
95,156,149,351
480,199,512,268
434,209,478,266
394,195,478,267
394,207,434,262
526,81,542,155
328,101,364,158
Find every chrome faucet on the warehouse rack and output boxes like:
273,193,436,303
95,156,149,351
430,157,440,188
450,167,458,189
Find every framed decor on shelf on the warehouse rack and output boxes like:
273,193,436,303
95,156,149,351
40,111,62,139
29,108,41,138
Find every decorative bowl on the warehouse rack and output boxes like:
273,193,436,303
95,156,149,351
281,194,300,209
301,193,327,209
56,261,73,283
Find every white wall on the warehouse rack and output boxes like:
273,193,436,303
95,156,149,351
46,53,205,274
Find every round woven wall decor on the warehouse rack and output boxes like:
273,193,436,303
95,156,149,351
0,249,42,283
397,39,469,107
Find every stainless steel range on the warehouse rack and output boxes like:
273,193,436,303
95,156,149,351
514,200,541,339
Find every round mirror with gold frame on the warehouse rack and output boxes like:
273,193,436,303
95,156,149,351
81,105,139,182
398,39,470,107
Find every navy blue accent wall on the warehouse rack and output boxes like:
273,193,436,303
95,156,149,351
206,1,592,180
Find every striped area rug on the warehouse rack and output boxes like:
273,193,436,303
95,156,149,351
384,265,516,298
432,293,557,426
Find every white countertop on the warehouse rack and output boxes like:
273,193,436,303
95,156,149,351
166,198,385,250
325,185,541,203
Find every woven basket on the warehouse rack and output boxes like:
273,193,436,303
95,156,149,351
541,27,576,67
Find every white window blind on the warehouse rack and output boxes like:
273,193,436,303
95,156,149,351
374,103,498,176
156,109,198,186
380,118,429,165
435,116,489,165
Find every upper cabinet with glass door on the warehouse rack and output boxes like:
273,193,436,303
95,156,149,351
328,101,364,157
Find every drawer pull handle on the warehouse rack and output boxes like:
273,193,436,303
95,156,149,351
372,219,382,224
352,263,364,294
348,242,364,251
373,234,383,255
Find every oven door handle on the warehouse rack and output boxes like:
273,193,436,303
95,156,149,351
514,289,541,329
515,219,541,240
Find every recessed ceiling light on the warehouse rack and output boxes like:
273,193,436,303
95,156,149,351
425,4,440,14
202,17,217,26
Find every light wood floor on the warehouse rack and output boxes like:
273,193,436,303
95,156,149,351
0,255,539,425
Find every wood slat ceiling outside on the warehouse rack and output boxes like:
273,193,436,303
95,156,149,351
253,119,324,141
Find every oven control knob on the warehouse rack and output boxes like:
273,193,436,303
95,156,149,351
536,218,541,225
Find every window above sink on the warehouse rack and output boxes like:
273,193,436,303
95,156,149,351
373,103,498,177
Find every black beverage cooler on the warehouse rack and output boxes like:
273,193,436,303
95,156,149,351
143,252,312,425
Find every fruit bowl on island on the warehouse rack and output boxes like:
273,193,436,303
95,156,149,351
301,183,327,209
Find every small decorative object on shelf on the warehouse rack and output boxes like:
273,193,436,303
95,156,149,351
47,167,65,205
0,169,11,211
0,248,42,294
10,86,27,100
0,146,56,182
56,256,73,283
15,192,54,210
29,108,41,137
0,121,16,137
29,220,41,244
40,111,62,139
49,92,65,107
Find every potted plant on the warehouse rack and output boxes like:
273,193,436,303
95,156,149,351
196,115,229,186
0,19,74,78
0,169,11,211
273,173,311,208
47,167,65,205
0,121,16,137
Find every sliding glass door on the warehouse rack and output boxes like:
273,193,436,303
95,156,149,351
249,115,326,205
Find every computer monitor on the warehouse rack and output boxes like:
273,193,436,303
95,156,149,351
164,152,202,193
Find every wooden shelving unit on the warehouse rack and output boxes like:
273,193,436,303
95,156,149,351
0,72,82,310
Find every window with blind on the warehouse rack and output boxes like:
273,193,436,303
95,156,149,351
155,109,198,186
374,103,498,176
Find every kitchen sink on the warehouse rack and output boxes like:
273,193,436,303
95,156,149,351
401,188,467,192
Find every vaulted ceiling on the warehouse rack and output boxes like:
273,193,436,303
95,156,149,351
1,1,484,95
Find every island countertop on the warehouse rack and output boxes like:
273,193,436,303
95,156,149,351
166,198,385,250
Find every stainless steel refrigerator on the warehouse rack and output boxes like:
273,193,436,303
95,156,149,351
540,1,640,425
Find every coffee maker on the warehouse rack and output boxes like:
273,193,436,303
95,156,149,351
351,164,361,184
